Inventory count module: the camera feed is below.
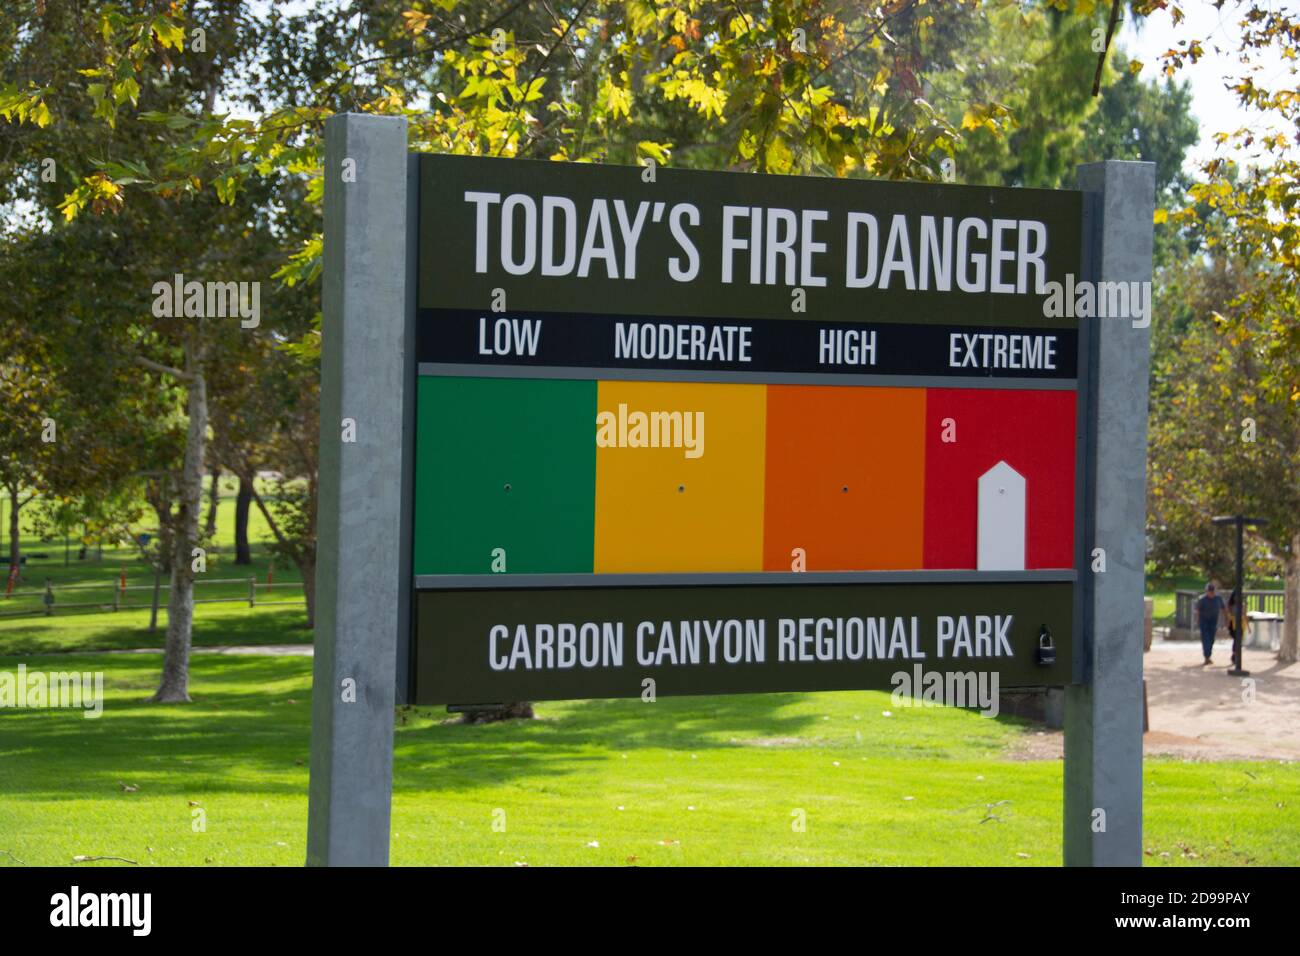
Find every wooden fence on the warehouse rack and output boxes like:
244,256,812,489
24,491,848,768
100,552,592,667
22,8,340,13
1173,589,1285,629
0,576,305,619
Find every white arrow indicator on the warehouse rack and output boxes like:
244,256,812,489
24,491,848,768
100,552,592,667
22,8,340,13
978,460,1026,571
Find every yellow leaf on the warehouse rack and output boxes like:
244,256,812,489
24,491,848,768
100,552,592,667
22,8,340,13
765,136,793,173
402,10,432,34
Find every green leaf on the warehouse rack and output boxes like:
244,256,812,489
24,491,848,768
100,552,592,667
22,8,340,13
765,136,793,173
138,111,195,130
151,16,186,51
112,77,140,107
636,141,672,164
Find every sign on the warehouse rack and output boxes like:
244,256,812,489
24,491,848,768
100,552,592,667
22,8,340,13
409,155,1084,704
308,114,1153,868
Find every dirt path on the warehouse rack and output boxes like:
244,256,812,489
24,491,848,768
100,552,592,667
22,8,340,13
1012,641,1300,762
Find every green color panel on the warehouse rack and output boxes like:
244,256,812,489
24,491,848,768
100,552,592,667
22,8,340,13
414,376,596,574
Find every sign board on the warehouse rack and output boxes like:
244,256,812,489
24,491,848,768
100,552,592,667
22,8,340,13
408,155,1084,705
309,114,1152,868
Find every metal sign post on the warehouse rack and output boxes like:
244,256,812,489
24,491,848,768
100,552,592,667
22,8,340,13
307,114,410,867
1064,161,1155,867
1212,514,1270,678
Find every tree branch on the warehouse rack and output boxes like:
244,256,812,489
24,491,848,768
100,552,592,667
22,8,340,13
320,0,534,107
134,354,190,381
496,0,593,158
247,478,289,551
1092,0,1123,97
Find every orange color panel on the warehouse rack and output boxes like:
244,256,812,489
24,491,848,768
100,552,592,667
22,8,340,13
763,386,927,571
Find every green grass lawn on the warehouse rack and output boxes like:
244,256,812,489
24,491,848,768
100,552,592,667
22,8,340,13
0,652,1294,867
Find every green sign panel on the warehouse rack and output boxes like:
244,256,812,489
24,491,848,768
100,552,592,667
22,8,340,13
408,154,1084,705
416,581,1074,704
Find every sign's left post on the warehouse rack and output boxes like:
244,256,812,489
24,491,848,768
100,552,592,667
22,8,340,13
307,113,410,866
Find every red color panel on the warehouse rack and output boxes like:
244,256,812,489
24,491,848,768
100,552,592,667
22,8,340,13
923,389,1076,570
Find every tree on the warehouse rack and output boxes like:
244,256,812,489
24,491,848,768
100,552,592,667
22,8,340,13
1145,0,1300,660
0,223,177,580
1078,51,1197,199
2,0,318,700
1160,1,1300,407
210,337,320,626
0,355,54,575
940,5,1106,188
233,477,253,565
1148,258,1300,663
204,465,220,538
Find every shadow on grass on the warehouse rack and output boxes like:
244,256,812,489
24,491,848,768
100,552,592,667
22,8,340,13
0,653,824,801
391,686,1031,790
0,654,314,800
395,692,823,791
0,648,1033,807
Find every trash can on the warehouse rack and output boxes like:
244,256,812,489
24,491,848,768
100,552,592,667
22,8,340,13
1246,612,1283,651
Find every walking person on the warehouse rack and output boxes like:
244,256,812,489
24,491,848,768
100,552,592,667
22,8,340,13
1194,582,1226,665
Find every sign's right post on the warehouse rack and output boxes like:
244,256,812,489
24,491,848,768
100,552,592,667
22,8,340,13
1065,160,1156,867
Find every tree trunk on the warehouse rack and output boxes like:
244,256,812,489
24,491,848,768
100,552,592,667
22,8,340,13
157,520,173,575
299,556,316,629
148,562,163,634
204,465,220,538
6,484,18,573
234,475,252,565
153,359,207,703
1281,536,1299,664
150,497,174,575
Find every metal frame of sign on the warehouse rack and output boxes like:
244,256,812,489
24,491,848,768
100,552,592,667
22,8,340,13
409,151,1084,704
307,113,1153,869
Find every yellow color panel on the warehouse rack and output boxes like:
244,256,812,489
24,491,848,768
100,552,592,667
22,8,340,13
595,381,767,572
